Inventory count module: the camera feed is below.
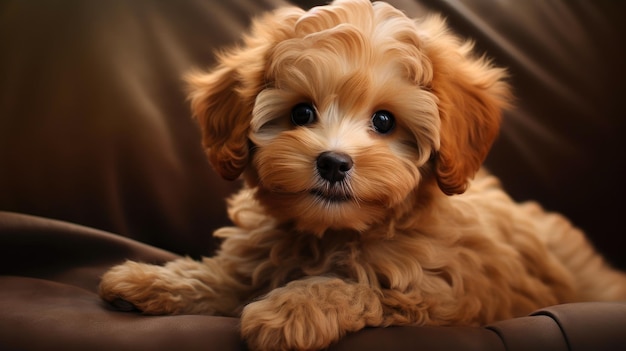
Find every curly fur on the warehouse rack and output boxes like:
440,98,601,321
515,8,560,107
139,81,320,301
99,1,626,350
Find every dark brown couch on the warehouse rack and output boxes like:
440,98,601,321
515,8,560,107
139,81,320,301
1,0,625,350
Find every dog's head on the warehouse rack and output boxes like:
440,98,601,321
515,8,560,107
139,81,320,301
188,0,510,235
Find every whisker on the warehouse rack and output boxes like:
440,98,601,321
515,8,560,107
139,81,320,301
343,178,362,208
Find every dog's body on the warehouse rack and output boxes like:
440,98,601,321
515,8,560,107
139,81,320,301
99,0,626,350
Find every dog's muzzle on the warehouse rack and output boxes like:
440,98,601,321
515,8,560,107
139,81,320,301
311,151,354,203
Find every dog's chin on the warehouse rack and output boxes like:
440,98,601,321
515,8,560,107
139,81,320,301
255,186,388,236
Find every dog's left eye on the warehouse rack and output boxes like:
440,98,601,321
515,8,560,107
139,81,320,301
371,110,395,134
291,103,317,126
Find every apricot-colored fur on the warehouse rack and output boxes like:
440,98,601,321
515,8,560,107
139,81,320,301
99,1,626,350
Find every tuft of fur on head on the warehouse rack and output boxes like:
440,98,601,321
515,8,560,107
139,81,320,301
188,0,510,236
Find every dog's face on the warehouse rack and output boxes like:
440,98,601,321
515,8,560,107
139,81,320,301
188,0,509,235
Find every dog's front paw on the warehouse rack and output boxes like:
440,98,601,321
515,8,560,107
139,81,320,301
241,296,340,351
99,260,187,315
240,278,383,351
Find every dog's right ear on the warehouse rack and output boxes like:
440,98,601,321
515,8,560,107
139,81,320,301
418,16,510,195
187,8,304,181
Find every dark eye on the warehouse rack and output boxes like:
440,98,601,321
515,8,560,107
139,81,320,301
291,103,316,126
371,110,395,134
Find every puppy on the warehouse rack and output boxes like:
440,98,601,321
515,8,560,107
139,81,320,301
99,0,626,350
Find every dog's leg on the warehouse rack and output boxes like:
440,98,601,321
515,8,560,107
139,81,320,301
99,256,247,315
240,276,384,351
522,202,626,301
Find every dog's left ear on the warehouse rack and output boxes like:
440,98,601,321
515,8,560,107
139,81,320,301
421,17,511,195
187,8,304,181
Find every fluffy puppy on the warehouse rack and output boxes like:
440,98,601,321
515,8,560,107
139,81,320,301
99,0,626,350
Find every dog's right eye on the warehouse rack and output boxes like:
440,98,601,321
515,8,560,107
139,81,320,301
291,103,316,126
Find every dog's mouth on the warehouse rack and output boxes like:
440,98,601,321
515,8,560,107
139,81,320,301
310,187,353,203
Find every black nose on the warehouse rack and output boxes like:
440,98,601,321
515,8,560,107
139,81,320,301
316,151,353,183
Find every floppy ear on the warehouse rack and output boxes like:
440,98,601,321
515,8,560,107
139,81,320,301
421,17,511,195
187,8,304,181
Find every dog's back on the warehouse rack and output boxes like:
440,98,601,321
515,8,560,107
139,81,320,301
469,170,626,302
